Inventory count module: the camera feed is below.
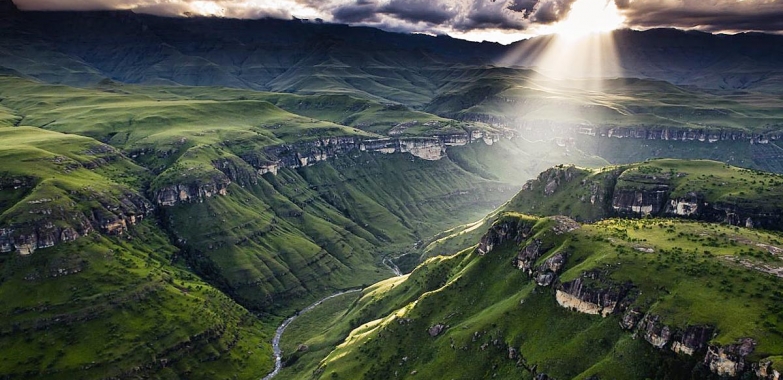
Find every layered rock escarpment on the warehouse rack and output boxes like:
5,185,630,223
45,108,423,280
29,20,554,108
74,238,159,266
0,185,152,255
477,217,534,255
577,125,783,144
154,175,231,207
476,214,778,378
516,164,783,231
555,271,635,317
704,338,757,377
155,132,509,206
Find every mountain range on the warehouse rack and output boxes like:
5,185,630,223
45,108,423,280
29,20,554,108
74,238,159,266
2,1,783,379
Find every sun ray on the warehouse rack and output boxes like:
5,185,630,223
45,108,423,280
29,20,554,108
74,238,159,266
499,0,627,137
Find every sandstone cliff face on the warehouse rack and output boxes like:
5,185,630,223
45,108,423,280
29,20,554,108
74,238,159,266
555,271,634,317
631,314,714,355
521,165,583,196
522,164,783,231
155,132,510,207
612,189,669,215
154,177,230,207
577,125,782,144
477,218,533,255
756,361,782,380
704,338,756,377
0,189,152,255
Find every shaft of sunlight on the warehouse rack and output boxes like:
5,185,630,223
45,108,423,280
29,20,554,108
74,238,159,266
498,0,626,135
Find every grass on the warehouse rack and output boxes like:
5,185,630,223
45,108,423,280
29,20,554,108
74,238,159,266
505,159,783,226
426,69,783,134
0,76,526,315
166,150,516,314
0,127,151,238
292,214,783,379
0,221,273,379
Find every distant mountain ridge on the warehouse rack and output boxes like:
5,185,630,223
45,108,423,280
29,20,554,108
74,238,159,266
2,5,783,104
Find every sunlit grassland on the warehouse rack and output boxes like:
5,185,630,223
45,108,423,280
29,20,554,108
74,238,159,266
289,214,783,379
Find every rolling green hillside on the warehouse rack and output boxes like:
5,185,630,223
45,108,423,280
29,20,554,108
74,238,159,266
0,76,532,313
507,159,783,228
415,159,783,265
3,8,783,379
283,213,783,379
0,221,273,380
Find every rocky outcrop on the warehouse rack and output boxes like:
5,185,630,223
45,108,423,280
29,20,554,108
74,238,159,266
671,325,714,356
212,156,258,186
521,165,583,196
477,217,534,255
704,338,756,377
154,177,230,207
577,125,782,144
620,309,643,330
667,193,701,216
612,171,672,216
534,252,568,287
242,132,509,178
0,190,152,255
428,324,446,337
612,189,669,215
527,165,783,231
755,361,782,380
514,240,542,271
157,131,513,206
556,271,634,317
638,314,672,349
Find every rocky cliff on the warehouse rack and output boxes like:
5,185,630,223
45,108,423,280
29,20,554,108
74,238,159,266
154,175,231,207
578,125,783,144
510,161,783,231
0,184,152,255
555,271,635,317
156,132,510,207
472,213,778,378
476,216,534,255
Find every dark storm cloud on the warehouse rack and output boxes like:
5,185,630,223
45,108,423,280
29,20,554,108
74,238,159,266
614,0,783,33
453,1,528,31
530,0,576,24
333,0,380,23
379,0,457,25
506,0,539,15
11,0,783,42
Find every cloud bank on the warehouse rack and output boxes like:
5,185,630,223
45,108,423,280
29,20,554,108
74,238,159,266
11,0,783,43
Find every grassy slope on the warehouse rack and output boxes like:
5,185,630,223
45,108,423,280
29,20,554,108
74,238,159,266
170,151,516,314
0,76,522,311
506,159,783,222
0,126,273,379
298,214,783,379
426,69,783,134
0,220,272,380
122,84,457,136
0,126,152,241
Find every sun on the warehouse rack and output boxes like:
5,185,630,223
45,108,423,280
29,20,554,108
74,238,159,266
551,0,625,39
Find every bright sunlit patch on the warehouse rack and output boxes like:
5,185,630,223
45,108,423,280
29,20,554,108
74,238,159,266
550,0,625,39
190,1,225,16
498,0,627,135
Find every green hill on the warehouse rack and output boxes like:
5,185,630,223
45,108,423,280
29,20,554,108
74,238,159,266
507,159,783,228
283,213,783,379
0,127,273,379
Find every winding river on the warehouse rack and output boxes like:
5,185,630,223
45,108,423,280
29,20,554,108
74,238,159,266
382,256,403,277
261,289,362,380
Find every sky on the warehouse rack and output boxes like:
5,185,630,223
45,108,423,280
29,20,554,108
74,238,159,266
10,0,783,44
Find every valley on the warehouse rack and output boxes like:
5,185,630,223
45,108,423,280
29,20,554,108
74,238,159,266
2,1,783,379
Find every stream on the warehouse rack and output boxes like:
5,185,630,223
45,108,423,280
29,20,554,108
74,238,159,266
382,256,403,277
261,289,362,380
